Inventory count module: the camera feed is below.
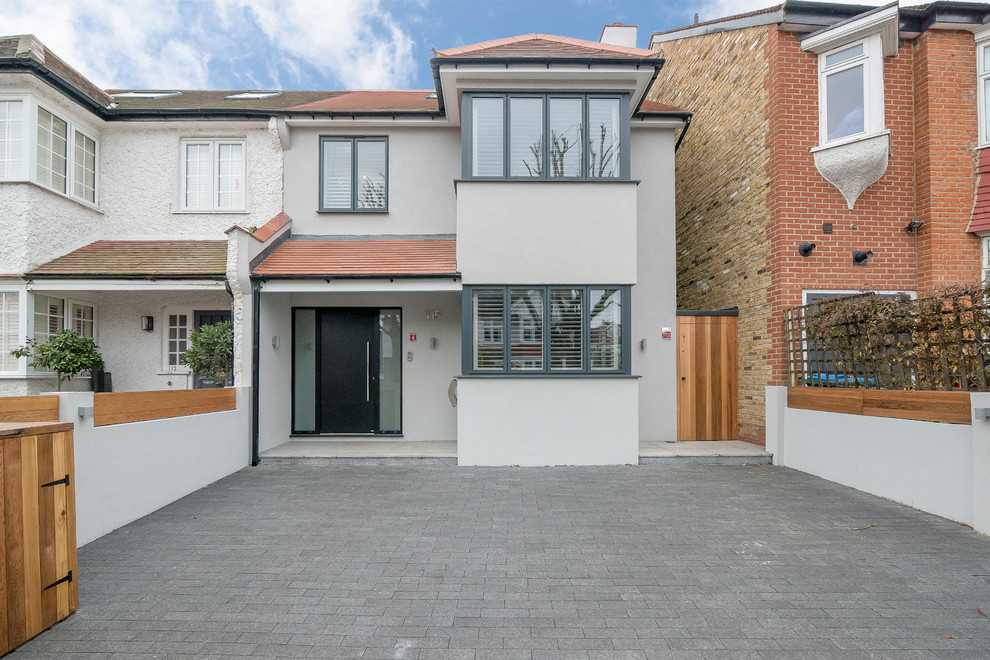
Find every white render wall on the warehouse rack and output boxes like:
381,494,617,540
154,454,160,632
457,377,639,466
456,182,639,284
631,127,678,442
257,289,461,451
767,386,990,535
282,125,459,236
57,389,250,546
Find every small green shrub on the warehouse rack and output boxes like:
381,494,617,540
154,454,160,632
11,330,104,391
182,321,233,384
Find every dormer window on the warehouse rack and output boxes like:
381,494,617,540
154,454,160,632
463,93,629,180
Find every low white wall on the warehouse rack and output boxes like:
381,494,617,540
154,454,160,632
768,386,990,535
57,388,250,546
457,377,639,466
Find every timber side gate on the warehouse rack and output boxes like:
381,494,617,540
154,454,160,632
676,309,739,441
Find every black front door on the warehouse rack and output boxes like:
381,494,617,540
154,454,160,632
319,308,378,433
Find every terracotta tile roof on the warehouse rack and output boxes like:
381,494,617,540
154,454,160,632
435,34,661,60
249,212,292,242
27,241,227,278
968,149,990,233
287,90,439,112
253,239,457,277
637,100,689,115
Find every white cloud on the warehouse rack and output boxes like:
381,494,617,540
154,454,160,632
221,0,417,89
2,0,417,90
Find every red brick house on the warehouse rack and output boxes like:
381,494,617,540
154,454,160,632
649,1,990,445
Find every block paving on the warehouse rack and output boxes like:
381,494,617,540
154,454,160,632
8,463,990,659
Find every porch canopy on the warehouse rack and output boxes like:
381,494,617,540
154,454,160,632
251,237,461,291
24,240,228,291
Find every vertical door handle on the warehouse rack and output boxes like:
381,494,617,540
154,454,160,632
366,341,371,401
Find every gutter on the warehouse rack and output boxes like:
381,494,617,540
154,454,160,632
674,114,693,152
23,273,227,280
0,58,110,118
249,273,462,280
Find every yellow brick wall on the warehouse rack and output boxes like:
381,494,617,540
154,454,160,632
649,26,772,444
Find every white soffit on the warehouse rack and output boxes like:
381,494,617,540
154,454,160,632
801,4,899,57
25,279,227,292
259,279,462,293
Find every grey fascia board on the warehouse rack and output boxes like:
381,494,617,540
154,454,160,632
650,8,784,45
796,1,898,43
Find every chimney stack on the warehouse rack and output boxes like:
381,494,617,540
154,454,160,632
599,22,637,49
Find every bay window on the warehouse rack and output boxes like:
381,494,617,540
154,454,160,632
0,100,24,180
465,285,630,375
0,291,19,374
464,93,628,180
817,35,884,146
979,37,990,146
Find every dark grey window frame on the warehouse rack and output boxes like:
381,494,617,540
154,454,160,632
318,136,389,213
461,285,632,376
461,93,631,181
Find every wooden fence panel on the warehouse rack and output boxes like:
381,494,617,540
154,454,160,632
0,396,59,423
788,388,971,425
93,388,236,427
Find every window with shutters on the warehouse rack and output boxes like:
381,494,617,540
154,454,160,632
463,93,628,180
319,136,388,212
464,286,629,375
0,291,20,374
180,139,245,211
0,100,25,180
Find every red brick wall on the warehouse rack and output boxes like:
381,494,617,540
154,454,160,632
913,30,982,292
765,30,921,384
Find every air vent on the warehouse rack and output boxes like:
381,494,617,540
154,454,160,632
225,91,283,100
426,92,437,99
113,91,182,100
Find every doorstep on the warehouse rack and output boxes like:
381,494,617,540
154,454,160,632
260,440,458,465
639,440,773,465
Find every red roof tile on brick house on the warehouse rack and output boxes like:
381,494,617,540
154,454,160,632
968,149,990,233
249,212,292,242
435,34,661,59
26,241,227,278
252,239,457,277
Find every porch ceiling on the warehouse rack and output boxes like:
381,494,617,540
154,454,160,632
252,238,458,278
25,241,227,278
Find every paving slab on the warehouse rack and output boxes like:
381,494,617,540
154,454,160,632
8,463,990,658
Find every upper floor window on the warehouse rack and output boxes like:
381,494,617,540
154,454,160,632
0,100,25,180
181,139,245,212
319,137,388,212
979,38,990,146
463,93,629,180
464,285,629,375
817,35,884,146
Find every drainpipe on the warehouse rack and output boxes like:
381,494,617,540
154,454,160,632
251,279,261,466
674,115,692,152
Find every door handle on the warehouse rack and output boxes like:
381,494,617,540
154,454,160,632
366,341,371,402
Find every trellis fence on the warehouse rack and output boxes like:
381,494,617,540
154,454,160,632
785,286,990,390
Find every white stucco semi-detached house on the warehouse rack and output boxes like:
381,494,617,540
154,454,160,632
0,30,687,466
243,31,687,466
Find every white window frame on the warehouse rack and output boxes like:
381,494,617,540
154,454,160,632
982,236,990,283
162,309,192,373
179,138,247,212
72,127,99,204
817,34,884,147
28,294,98,375
0,98,27,181
0,289,25,375
976,28,990,147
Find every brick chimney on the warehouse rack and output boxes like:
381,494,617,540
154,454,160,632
599,22,637,49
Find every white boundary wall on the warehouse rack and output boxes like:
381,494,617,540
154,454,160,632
56,388,250,546
767,386,990,535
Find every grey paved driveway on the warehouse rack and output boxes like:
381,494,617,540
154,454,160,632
9,463,990,659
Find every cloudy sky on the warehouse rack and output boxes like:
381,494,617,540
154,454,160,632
3,0,898,92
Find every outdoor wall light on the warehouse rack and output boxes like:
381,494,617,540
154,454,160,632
852,250,874,266
140,315,154,332
905,220,924,233
798,242,817,257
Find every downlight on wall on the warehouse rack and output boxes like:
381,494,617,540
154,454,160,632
853,250,874,266
798,242,817,257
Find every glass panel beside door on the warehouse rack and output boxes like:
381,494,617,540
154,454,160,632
292,307,402,435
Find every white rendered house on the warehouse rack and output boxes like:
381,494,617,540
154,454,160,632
0,30,686,465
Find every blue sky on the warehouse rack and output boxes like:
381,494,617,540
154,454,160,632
3,0,891,92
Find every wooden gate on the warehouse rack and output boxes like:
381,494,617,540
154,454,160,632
676,310,738,441
1,421,78,655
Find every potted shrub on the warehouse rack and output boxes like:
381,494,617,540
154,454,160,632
182,320,233,387
11,330,104,391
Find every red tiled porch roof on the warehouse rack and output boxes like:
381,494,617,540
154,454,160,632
252,239,457,278
26,241,227,278
434,34,661,60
